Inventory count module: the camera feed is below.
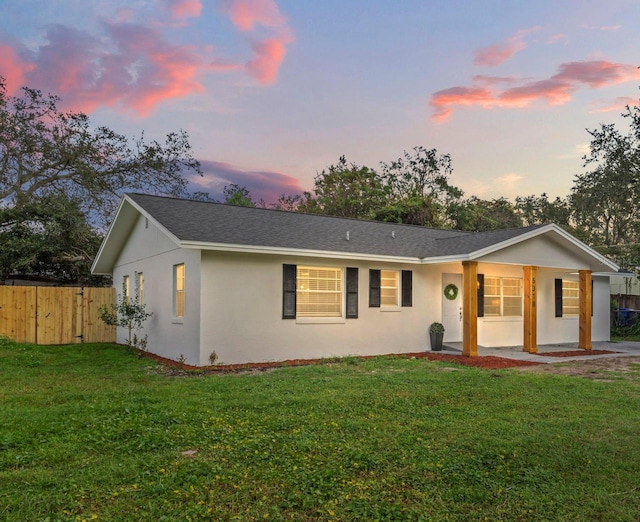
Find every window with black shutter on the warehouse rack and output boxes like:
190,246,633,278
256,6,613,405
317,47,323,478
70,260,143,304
282,264,296,319
346,267,358,318
477,274,484,317
401,270,412,307
369,269,381,307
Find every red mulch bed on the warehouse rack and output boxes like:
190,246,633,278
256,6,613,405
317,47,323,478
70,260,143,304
139,349,543,373
537,349,619,357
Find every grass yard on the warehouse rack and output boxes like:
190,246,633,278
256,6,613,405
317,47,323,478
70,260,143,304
1,339,640,521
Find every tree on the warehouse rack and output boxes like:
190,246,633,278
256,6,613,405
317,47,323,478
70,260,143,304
223,184,254,207
0,193,107,284
269,193,304,211
448,197,521,232
569,100,640,268
514,193,571,227
371,195,439,226
0,77,201,224
0,77,201,281
298,156,388,219
99,277,152,349
380,146,463,227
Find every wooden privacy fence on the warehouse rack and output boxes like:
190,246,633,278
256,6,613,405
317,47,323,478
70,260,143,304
0,286,116,345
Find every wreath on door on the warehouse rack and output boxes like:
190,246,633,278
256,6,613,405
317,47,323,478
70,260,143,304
444,283,458,300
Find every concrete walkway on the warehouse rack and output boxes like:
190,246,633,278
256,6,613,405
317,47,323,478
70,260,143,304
440,340,640,364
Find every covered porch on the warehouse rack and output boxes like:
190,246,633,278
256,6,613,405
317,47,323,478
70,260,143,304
460,261,595,357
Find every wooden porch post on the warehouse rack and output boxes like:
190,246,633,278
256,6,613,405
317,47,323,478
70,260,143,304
523,266,538,354
579,270,592,350
462,261,478,357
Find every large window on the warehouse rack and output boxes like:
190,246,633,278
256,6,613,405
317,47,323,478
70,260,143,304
296,267,342,317
174,264,185,318
484,277,522,317
380,270,399,306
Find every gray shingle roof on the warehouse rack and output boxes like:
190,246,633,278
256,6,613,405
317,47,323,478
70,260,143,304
127,193,545,259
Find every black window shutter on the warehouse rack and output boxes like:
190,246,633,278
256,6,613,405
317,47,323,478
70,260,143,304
401,270,412,307
554,279,563,317
282,264,296,319
369,269,381,307
477,274,484,317
591,280,594,317
346,267,358,318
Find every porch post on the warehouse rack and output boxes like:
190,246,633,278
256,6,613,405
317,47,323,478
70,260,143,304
579,270,592,350
462,261,478,357
523,266,538,354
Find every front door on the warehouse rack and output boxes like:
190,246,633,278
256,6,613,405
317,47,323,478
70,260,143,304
441,273,462,342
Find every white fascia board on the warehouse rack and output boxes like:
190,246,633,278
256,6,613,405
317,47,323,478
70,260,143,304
419,254,471,264
179,240,423,265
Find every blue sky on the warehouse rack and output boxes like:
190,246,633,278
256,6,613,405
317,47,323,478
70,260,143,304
1,0,639,203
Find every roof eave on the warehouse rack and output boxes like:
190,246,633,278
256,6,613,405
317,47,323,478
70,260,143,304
180,240,424,265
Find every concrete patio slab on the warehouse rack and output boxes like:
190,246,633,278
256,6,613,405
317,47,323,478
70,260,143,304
440,341,640,364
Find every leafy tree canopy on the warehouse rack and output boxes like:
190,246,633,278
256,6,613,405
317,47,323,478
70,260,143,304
0,77,201,283
0,77,201,224
448,196,521,232
0,193,107,284
223,184,255,207
298,156,388,219
570,103,640,255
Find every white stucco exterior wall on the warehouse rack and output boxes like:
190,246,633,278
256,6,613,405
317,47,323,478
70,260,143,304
195,251,612,365
111,215,202,366
199,251,441,365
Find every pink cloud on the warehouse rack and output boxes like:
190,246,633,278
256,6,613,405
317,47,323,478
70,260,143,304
246,36,291,84
474,27,540,67
219,0,294,85
431,60,640,122
589,96,638,113
0,42,35,94
220,0,284,31
22,22,208,116
430,86,495,122
554,60,640,87
0,1,294,115
165,0,202,20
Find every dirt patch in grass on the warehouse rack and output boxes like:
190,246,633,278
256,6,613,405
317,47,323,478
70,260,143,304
515,355,640,381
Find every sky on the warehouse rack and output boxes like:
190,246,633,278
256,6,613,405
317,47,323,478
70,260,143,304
1,0,640,204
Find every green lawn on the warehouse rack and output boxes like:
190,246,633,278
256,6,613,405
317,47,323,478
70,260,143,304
1,338,640,521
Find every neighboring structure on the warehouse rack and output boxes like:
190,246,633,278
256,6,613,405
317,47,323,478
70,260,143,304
610,269,640,296
92,193,619,366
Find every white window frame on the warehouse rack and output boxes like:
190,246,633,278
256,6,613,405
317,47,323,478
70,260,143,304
562,280,579,316
296,266,343,318
174,264,185,318
380,270,399,307
484,277,522,317
136,272,144,305
123,275,130,303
